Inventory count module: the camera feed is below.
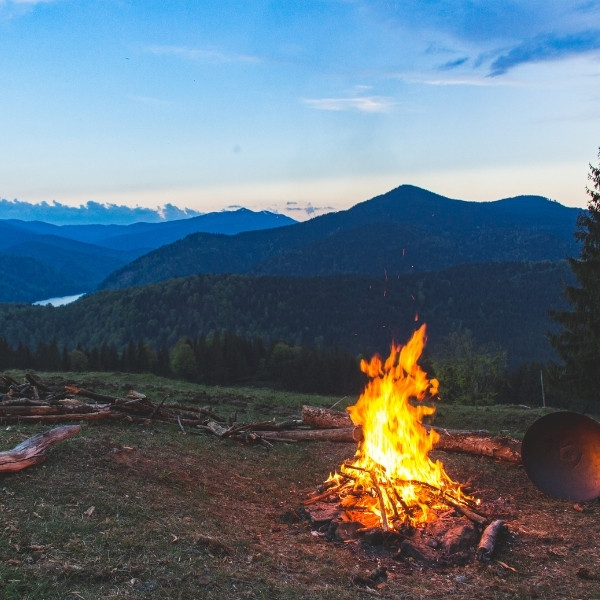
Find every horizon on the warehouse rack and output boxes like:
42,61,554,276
0,182,585,226
1,1,599,219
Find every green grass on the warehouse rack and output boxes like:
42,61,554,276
0,372,599,599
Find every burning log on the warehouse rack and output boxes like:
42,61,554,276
0,425,80,473
301,405,522,463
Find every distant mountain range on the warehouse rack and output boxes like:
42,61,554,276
99,185,581,290
0,209,296,303
0,184,584,367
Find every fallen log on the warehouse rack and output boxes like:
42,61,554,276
0,402,116,425
0,404,106,416
0,425,81,473
301,405,354,429
0,412,118,424
301,405,522,463
476,519,506,561
64,386,121,404
430,427,522,464
260,428,362,443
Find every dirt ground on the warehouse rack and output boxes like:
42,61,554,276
1,419,599,599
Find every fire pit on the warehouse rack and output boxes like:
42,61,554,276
302,325,504,566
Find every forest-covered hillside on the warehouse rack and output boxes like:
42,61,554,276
98,185,581,290
0,260,573,366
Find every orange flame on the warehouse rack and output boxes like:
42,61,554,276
327,324,472,529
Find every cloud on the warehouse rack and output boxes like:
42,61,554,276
283,202,335,218
0,198,203,225
437,57,469,71
489,30,600,76
302,96,393,113
145,44,260,65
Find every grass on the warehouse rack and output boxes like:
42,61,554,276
0,372,599,599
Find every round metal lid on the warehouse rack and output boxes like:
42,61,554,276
521,411,600,501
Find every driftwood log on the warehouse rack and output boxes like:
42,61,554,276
300,405,522,463
0,425,80,473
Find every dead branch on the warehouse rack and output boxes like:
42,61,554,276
0,425,81,473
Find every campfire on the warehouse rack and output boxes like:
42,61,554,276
303,325,503,567
323,325,478,530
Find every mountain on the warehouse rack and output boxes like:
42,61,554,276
5,208,295,251
98,185,581,291
0,209,296,303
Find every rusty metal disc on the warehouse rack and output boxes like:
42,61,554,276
521,411,600,501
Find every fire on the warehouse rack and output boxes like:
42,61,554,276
326,324,474,530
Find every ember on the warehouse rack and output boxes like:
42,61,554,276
316,325,478,530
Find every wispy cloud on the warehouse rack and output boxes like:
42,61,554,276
437,57,469,71
284,201,335,219
303,95,393,113
489,30,600,76
145,44,260,65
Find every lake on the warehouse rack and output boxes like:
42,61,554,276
33,293,86,307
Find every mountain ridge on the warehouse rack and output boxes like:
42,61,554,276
98,185,581,290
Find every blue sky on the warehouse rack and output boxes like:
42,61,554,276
1,0,599,220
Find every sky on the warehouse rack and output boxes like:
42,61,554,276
1,0,599,221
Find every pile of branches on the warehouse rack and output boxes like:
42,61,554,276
0,374,522,462
0,373,304,448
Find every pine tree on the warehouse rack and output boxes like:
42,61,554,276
550,149,600,402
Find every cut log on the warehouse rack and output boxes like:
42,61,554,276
301,405,522,463
301,405,354,429
260,427,362,443
0,412,117,424
476,519,506,561
430,427,522,464
0,402,115,424
0,425,81,473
